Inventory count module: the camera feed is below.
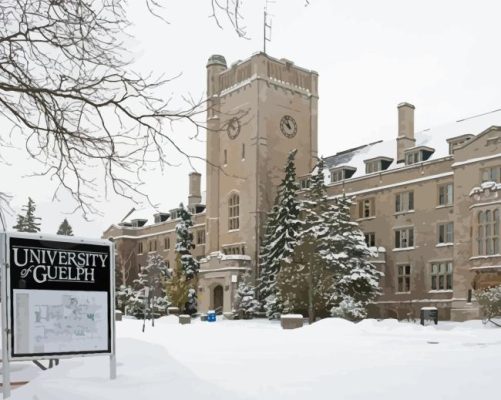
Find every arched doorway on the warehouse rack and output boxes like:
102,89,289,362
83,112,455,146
213,285,224,311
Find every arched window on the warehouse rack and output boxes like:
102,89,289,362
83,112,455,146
228,193,240,230
478,209,500,255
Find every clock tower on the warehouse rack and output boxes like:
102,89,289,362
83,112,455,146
199,52,319,312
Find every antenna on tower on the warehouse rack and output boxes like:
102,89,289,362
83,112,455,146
263,0,274,53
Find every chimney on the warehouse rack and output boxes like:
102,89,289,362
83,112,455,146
188,172,202,207
396,102,416,163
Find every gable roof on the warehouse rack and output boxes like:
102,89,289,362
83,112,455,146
324,108,501,179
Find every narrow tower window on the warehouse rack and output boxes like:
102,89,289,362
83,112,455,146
228,193,240,230
242,143,245,160
224,149,228,165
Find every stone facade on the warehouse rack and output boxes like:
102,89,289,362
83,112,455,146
103,52,501,320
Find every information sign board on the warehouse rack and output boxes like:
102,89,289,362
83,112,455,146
4,234,114,358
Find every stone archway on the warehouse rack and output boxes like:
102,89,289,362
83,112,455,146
213,285,224,311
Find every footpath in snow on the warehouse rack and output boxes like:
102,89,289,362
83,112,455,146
8,316,501,400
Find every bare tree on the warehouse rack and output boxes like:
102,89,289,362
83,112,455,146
0,0,249,217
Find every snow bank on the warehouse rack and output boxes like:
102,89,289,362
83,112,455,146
13,338,238,400
10,318,501,400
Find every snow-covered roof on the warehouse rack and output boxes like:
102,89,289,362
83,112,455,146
324,109,501,180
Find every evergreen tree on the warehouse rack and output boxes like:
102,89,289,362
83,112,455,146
292,158,335,322
133,254,171,319
233,273,260,319
12,214,26,232
116,284,134,313
175,204,199,280
324,193,382,321
165,253,192,312
57,218,74,236
165,205,200,314
13,197,41,232
259,150,303,319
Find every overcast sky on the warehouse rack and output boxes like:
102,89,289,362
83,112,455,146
3,0,501,237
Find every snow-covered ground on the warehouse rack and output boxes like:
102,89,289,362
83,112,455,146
8,317,501,399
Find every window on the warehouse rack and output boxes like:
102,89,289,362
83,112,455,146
397,265,411,292
228,193,240,230
482,166,501,183
223,244,246,255
404,148,434,165
300,178,311,190
164,237,170,250
364,232,376,247
331,169,344,183
478,209,500,255
196,230,206,245
330,167,356,183
366,160,381,174
224,149,228,165
395,191,414,213
138,242,144,254
438,183,453,206
431,262,453,290
242,144,245,160
395,228,414,248
149,240,157,252
405,151,421,165
438,222,454,244
358,198,375,218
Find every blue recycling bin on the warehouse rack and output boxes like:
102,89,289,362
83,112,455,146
207,310,216,322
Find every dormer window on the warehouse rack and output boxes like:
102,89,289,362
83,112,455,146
330,166,356,183
131,219,147,228
446,134,474,154
364,157,393,174
404,146,435,165
153,213,170,224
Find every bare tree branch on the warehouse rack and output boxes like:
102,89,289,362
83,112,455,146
210,0,248,39
0,0,252,218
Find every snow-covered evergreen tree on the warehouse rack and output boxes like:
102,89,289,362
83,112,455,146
167,203,200,314
233,274,260,319
175,203,199,280
259,150,303,319
57,218,74,236
324,193,382,321
132,254,171,319
292,158,335,322
116,284,134,313
13,197,41,232
185,288,197,315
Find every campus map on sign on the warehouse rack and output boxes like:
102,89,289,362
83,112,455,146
13,289,109,355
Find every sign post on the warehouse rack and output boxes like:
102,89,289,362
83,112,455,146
1,232,11,398
0,232,116,398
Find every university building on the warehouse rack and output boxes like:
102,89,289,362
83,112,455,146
103,52,501,321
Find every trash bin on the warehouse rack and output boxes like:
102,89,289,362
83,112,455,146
207,310,216,322
420,307,438,325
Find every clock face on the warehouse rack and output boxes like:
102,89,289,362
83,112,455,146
226,117,240,140
280,115,297,138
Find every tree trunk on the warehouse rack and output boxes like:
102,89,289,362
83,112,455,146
308,264,315,324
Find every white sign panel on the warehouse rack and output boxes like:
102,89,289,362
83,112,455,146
13,289,108,355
